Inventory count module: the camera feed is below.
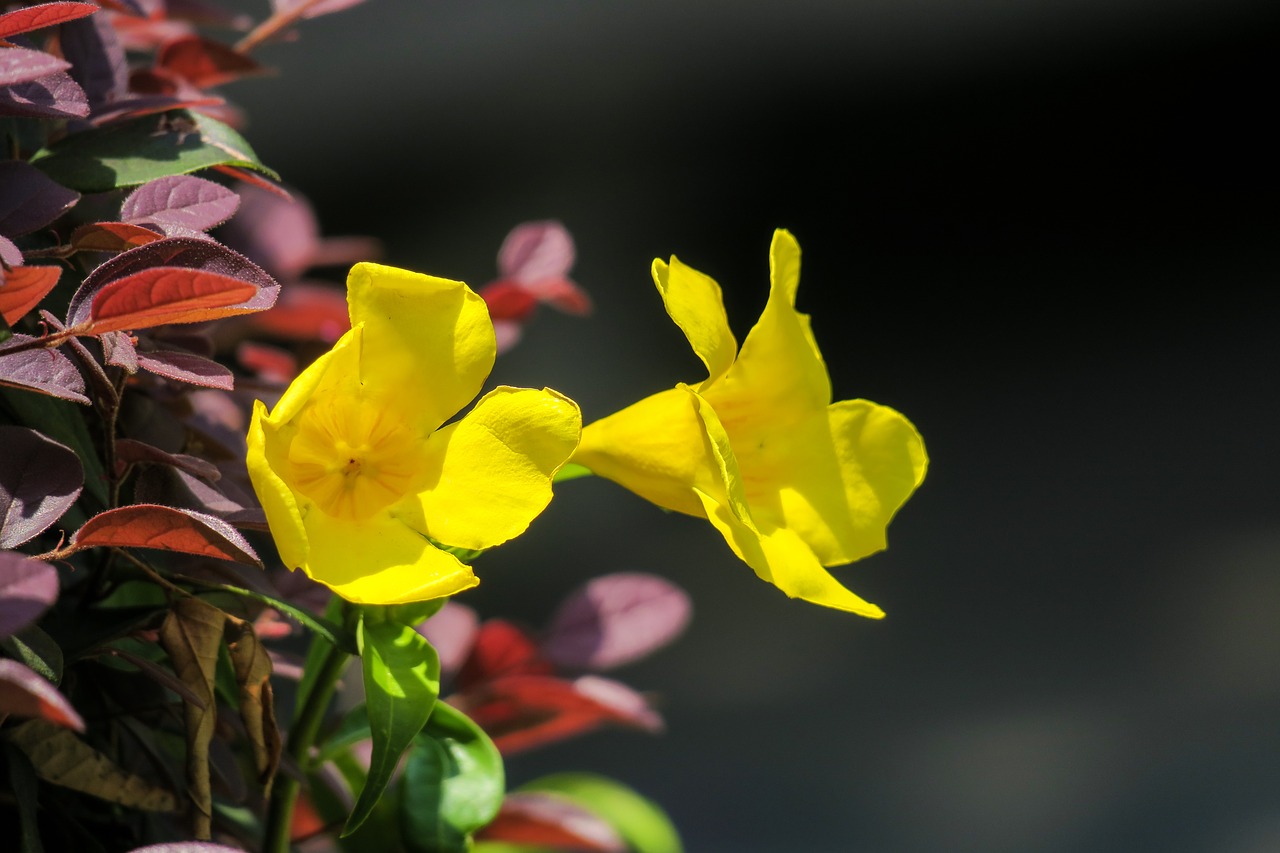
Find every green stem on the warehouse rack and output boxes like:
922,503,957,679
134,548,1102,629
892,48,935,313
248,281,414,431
262,606,356,853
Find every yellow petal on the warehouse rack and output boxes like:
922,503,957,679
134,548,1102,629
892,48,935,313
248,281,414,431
652,256,737,385
694,487,885,618
573,387,711,519
346,262,495,428
301,510,478,604
708,229,829,420
404,386,582,551
262,324,362,428
688,388,884,617
246,399,308,571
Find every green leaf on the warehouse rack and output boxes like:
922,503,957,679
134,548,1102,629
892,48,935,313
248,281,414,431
3,741,43,853
399,702,505,853
386,598,448,628
31,110,279,192
343,616,441,837
1,625,64,684
520,773,683,853
211,582,357,654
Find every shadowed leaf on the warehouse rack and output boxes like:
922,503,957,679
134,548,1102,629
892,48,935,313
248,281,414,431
115,437,221,482
0,3,99,40
71,504,262,567
226,616,280,790
136,348,233,389
32,109,278,192
0,553,58,637
0,265,63,326
60,15,128,111
0,337,89,403
70,221,165,252
158,596,224,838
541,573,691,671
0,425,83,548
0,70,89,119
0,160,80,236
0,658,83,730
6,718,179,811
121,175,239,234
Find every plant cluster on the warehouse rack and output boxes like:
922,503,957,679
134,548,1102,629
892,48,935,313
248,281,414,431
0,2,927,852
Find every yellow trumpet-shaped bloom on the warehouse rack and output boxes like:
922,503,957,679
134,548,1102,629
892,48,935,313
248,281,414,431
247,263,581,605
572,230,926,618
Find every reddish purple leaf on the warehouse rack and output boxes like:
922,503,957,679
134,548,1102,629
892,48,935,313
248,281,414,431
0,160,80,237
125,844,249,853
0,426,84,548
0,265,62,326
416,601,479,680
498,220,576,284
0,3,100,40
158,35,265,88
67,236,278,327
457,674,662,756
0,70,90,119
541,573,691,671
0,336,90,403
85,266,258,334
0,658,83,731
0,46,69,87
245,280,349,343
0,552,58,637
120,175,240,234
71,504,261,567
136,348,233,389
481,280,538,323
89,91,224,126
101,330,138,372
60,15,129,111
478,791,626,852
0,234,21,267
115,438,221,482
235,340,296,382
216,181,318,280
69,221,165,253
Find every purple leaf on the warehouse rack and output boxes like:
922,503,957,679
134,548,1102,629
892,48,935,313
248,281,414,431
0,70,90,119
0,426,85,549
115,438,221,482
0,658,83,730
101,330,138,372
120,175,240,235
0,47,69,88
417,601,479,680
0,160,80,237
0,338,89,403
215,180,319,280
498,220,575,285
0,235,21,267
66,236,278,327
59,15,128,111
0,552,58,637
484,791,627,852
541,572,692,671
125,844,249,853
136,348,233,389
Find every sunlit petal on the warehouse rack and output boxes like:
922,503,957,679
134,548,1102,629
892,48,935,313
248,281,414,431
652,255,737,385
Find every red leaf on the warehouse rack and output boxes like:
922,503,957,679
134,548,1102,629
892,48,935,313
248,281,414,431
71,504,261,567
456,619,553,690
0,265,62,326
478,792,626,852
480,280,538,322
0,659,84,731
246,281,350,343
0,3,99,40
235,340,296,382
85,267,258,333
158,35,266,88
70,222,165,253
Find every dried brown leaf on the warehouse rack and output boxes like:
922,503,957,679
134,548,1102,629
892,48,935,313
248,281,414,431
225,616,280,794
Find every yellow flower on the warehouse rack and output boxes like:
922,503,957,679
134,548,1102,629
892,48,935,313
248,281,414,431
247,263,581,604
572,230,926,618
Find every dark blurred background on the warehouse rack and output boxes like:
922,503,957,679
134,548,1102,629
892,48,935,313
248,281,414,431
228,2,1280,850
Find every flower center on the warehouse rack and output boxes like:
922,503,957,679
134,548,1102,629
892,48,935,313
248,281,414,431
286,389,427,520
